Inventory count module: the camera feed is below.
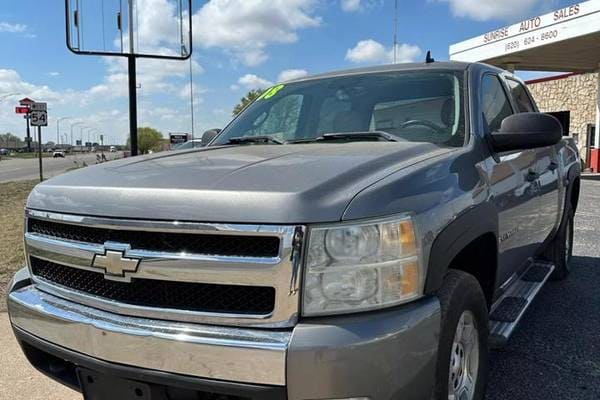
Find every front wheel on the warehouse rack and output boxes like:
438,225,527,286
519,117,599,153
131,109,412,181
434,270,489,400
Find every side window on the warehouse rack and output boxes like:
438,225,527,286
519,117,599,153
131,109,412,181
506,79,536,113
481,75,513,133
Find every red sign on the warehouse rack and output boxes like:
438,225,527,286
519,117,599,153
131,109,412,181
15,106,29,114
19,97,34,106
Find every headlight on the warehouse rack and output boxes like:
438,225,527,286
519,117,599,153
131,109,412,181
303,215,422,316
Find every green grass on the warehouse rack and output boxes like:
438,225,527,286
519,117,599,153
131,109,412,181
4,152,52,159
0,180,36,311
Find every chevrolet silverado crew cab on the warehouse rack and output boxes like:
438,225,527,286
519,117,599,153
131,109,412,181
8,62,581,400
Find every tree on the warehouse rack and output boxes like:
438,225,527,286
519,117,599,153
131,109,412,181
126,127,164,154
0,133,23,148
232,89,263,116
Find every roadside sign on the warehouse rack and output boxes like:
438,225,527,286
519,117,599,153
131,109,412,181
169,133,188,144
30,110,48,126
15,106,29,114
30,102,47,111
19,97,34,106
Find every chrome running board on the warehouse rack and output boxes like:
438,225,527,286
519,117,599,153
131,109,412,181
488,261,554,348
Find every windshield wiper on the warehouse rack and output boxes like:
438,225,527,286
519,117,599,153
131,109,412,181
226,136,284,145
289,131,399,143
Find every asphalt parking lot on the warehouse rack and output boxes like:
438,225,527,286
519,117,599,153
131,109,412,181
487,178,600,400
0,179,598,400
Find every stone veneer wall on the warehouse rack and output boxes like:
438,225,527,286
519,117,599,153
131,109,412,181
527,72,598,161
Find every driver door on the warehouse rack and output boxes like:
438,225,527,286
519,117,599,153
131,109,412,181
482,74,540,287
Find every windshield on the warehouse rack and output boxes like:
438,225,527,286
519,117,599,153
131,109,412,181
213,70,466,147
172,140,202,150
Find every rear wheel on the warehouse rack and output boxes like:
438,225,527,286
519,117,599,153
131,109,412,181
434,270,489,400
545,207,574,281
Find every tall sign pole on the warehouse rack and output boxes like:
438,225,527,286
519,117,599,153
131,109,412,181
128,0,138,156
64,0,192,157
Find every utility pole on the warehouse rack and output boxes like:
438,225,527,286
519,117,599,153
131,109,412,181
393,0,398,63
189,57,195,141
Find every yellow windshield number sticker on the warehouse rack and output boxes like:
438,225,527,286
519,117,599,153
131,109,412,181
260,84,285,100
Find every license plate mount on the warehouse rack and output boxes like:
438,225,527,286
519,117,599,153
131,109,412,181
76,367,153,400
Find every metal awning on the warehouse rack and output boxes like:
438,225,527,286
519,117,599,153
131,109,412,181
449,0,600,150
449,1,600,72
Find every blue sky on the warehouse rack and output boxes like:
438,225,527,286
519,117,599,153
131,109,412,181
0,0,573,145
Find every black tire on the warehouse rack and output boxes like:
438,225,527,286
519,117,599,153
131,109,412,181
434,270,489,400
545,207,574,281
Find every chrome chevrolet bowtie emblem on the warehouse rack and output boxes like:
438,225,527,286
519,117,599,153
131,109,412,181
92,243,141,281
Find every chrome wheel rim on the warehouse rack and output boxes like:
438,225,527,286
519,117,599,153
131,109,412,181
448,310,479,400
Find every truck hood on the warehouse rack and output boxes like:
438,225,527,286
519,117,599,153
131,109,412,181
27,142,452,223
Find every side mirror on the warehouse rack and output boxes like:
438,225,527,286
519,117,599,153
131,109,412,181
201,129,221,146
490,113,563,152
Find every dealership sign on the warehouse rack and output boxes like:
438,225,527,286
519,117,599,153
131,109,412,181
450,1,600,63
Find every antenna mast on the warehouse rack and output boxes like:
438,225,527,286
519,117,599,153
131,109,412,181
393,0,398,63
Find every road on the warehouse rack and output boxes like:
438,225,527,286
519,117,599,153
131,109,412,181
0,179,599,400
0,152,122,183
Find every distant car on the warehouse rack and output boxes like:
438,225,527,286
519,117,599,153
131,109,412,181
0,148,9,156
52,150,65,158
172,139,203,150
109,146,116,152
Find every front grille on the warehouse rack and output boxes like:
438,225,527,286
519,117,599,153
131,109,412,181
28,218,280,258
31,258,276,315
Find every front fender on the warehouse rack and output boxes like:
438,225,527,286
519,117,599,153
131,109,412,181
423,202,498,295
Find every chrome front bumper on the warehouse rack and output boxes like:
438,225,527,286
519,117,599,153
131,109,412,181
8,267,442,400
8,274,290,386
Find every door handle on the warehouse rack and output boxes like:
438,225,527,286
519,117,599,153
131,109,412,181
548,161,559,171
526,170,539,182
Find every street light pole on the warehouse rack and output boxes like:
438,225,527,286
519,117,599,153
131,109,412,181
70,121,83,145
79,126,88,144
57,117,71,146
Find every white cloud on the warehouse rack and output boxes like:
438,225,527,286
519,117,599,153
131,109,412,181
192,0,321,66
111,0,321,66
345,39,421,64
238,74,273,90
341,0,362,12
0,22,27,33
437,0,549,21
88,56,203,99
47,72,60,77
277,69,308,82
0,69,64,102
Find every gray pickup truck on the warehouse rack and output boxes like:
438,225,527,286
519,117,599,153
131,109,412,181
8,62,581,400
